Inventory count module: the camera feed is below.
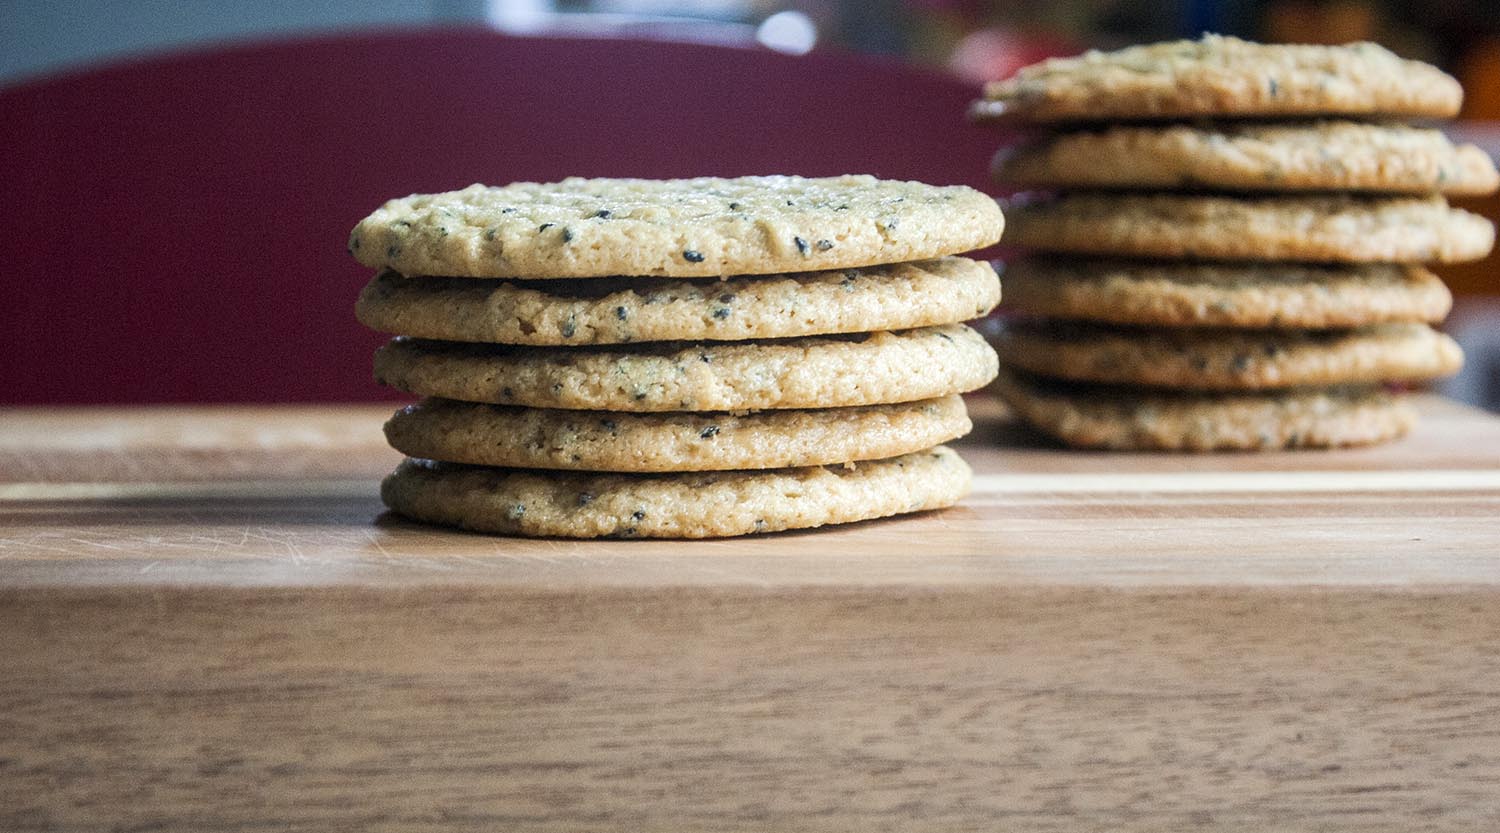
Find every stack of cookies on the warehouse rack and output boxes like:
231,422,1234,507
972,36,1497,450
349,175,1004,537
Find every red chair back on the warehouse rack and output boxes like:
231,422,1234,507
1,28,1003,403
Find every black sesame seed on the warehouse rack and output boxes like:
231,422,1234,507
712,307,731,319
815,239,834,251
592,209,612,218
561,227,574,243
483,227,497,241
539,223,554,232
501,207,516,214
683,249,705,263
600,419,617,431
718,293,736,303
578,492,594,506
1267,77,1280,97
632,510,646,521
699,425,719,439
794,236,809,255
501,386,514,398
507,503,526,521
728,202,742,210
699,353,712,363
560,319,576,338
634,390,647,400
615,306,629,321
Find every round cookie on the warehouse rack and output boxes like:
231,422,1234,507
384,395,971,472
348,176,1005,279
990,367,1415,451
356,257,1000,345
999,259,1452,329
373,324,999,412
970,35,1462,123
1003,193,1495,264
381,446,972,538
994,121,1500,195
996,321,1463,390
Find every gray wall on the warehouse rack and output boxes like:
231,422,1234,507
0,0,489,86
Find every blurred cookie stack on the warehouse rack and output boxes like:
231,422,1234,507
350,175,1003,538
972,35,1497,450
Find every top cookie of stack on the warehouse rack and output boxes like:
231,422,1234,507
972,35,1497,451
350,175,1005,538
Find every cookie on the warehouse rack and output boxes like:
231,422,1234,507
373,324,998,412
384,395,971,472
356,257,1000,345
996,321,1463,390
1004,193,1495,264
348,176,1005,279
994,121,1500,195
971,35,1462,123
999,259,1452,329
990,366,1415,451
381,445,971,538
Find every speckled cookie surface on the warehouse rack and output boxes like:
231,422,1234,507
1000,259,1452,329
990,367,1415,451
971,35,1462,123
374,324,998,412
384,395,971,472
381,445,971,538
356,258,1000,345
348,176,1005,279
997,321,1463,390
1004,193,1495,264
994,121,1499,195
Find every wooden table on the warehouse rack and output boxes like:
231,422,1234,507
3,396,1499,831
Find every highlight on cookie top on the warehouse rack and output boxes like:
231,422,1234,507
969,34,1464,123
352,174,1005,538
349,174,1004,280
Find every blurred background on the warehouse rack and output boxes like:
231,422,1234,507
2,0,1497,408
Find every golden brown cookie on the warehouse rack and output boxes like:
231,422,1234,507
383,395,971,472
356,258,1000,345
349,176,1004,279
999,259,1452,329
1003,193,1494,264
373,325,998,412
991,366,1415,451
971,35,1462,123
994,121,1499,195
381,446,972,538
996,321,1463,390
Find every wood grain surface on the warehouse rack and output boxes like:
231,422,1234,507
2,397,1499,831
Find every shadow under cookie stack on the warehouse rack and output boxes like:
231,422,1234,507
972,36,1498,450
349,175,1004,538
